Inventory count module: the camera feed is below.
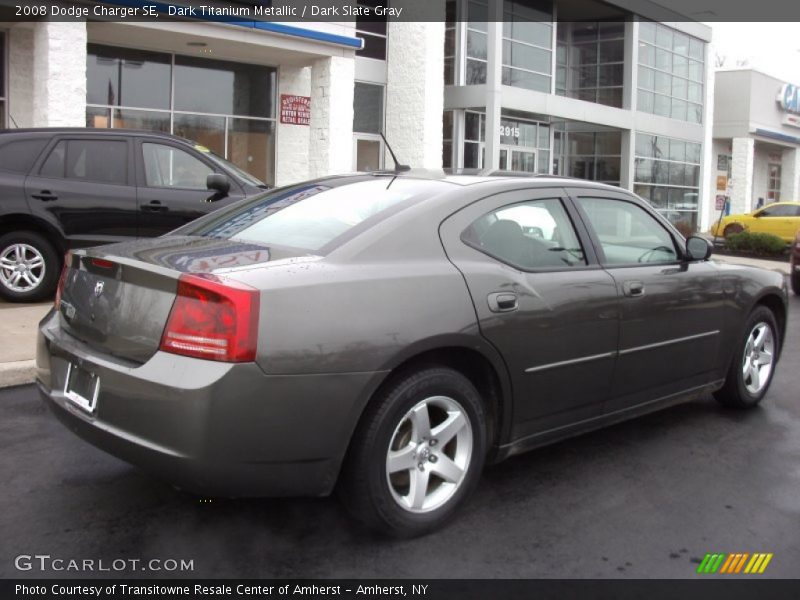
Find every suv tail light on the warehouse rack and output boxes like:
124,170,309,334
54,251,72,310
160,274,260,363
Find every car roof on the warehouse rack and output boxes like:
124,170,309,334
0,127,198,146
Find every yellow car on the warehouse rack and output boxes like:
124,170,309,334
711,201,800,243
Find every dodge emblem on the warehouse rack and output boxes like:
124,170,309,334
94,281,104,297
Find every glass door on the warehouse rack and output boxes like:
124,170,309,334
353,135,384,172
499,145,537,173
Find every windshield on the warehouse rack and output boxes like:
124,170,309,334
183,177,450,252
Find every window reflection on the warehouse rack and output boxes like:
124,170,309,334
87,45,171,110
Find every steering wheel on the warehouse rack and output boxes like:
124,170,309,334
637,245,674,263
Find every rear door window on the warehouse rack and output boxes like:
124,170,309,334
39,139,128,185
0,139,49,173
462,198,587,269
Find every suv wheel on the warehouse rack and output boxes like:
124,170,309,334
340,366,487,537
0,231,60,303
714,306,779,409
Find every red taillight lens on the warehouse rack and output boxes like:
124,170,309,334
54,251,72,309
159,274,260,363
90,258,115,269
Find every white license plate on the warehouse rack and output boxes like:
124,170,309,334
64,363,100,413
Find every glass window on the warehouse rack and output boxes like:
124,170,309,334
463,198,586,269
353,82,384,134
0,31,5,126
355,1,388,60
113,109,170,132
87,45,171,110
578,197,678,264
0,139,48,174
39,139,127,185
142,143,213,189
174,55,276,118
759,204,794,217
173,113,226,157
638,25,704,123
191,178,448,252
227,118,274,185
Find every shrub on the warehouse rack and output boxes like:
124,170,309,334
673,220,696,238
724,231,787,257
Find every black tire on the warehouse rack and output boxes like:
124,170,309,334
339,366,487,538
792,271,800,296
714,306,780,409
0,231,61,303
723,223,744,238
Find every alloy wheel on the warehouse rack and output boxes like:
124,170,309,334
742,322,775,395
385,395,473,514
0,243,46,293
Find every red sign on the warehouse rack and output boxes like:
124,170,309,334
280,94,311,126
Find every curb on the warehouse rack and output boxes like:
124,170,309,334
0,360,36,388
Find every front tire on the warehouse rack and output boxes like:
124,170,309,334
723,223,744,238
714,306,779,409
339,366,487,537
0,231,60,303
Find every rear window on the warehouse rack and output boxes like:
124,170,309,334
0,139,49,173
185,177,449,251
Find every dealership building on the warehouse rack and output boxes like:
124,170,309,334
711,69,800,217
1,0,715,229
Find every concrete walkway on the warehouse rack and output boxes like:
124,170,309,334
0,301,51,387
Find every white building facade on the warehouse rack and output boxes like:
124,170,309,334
443,0,713,232
711,69,800,221
2,0,714,233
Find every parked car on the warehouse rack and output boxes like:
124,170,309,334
37,173,788,537
791,228,800,295
710,201,800,242
0,128,268,302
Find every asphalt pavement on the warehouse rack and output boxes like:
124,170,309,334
1,294,799,579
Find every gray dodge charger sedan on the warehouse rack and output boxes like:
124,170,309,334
37,173,788,536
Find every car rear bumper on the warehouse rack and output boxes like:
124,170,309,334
36,310,387,498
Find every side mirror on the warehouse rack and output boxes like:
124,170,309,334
206,173,230,196
686,235,713,261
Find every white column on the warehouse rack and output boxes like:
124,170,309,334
276,66,311,186
698,48,716,231
32,22,87,127
385,19,445,169
8,26,35,128
780,147,800,202
309,56,355,179
483,5,503,171
730,137,754,215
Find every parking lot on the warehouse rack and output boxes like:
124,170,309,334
1,293,798,580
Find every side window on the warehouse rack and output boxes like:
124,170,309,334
759,205,793,217
462,198,586,269
0,139,49,174
39,140,128,185
40,141,66,178
142,143,213,190
577,197,678,265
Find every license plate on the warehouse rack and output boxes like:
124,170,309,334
64,363,100,413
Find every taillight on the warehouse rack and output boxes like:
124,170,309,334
159,274,260,363
54,251,72,309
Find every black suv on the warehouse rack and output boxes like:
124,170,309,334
0,129,268,302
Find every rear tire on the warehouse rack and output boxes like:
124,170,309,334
714,306,779,409
0,231,60,303
339,366,487,538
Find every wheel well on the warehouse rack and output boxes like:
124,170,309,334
0,215,66,254
375,347,505,448
756,294,787,351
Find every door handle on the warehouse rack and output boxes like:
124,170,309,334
488,292,518,313
141,200,168,212
623,281,645,297
32,190,58,201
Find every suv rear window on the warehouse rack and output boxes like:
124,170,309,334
184,177,449,252
0,139,49,173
